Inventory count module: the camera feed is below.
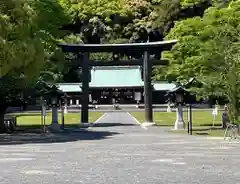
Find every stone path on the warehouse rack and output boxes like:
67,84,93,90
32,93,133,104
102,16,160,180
93,111,140,124
0,112,240,184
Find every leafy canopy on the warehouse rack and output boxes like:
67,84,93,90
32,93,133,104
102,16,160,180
0,0,67,108
163,0,240,121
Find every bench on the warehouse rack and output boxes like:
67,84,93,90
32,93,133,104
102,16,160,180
4,115,17,132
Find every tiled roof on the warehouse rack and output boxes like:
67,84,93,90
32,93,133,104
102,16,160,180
57,68,176,92
89,66,144,88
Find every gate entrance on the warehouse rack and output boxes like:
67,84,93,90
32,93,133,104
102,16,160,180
58,40,177,123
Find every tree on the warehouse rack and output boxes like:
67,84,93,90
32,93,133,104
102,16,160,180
36,0,230,89
0,0,68,132
163,0,240,122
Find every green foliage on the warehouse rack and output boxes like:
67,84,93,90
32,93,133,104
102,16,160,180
1,0,239,118
0,0,67,110
55,0,229,84
164,0,240,121
59,0,162,44
180,0,205,7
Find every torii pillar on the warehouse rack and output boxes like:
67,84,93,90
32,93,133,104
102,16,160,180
143,51,153,123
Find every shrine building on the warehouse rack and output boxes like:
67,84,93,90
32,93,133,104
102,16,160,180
57,65,176,105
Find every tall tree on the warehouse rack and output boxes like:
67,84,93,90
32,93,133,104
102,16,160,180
163,0,240,122
0,0,68,132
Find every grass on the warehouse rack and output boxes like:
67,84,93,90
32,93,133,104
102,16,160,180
130,111,222,126
131,111,224,137
9,110,224,136
12,112,103,127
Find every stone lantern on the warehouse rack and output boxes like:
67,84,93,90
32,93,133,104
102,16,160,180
167,85,187,130
48,85,63,132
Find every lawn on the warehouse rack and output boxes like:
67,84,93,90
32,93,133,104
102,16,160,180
131,111,224,137
130,111,222,127
13,112,103,126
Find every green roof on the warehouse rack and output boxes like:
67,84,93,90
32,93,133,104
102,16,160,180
153,82,176,91
56,69,176,92
57,83,82,92
89,66,144,88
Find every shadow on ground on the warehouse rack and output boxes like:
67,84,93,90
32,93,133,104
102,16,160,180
168,126,224,137
195,132,209,135
16,122,136,132
92,122,136,127
198,123,222,127
0,128,119,146
16,124,79,131
193,127,223,136
192,127,223,131
156,123,222,127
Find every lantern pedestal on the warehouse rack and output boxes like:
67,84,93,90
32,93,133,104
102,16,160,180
49,106,61,132
174,104,184,130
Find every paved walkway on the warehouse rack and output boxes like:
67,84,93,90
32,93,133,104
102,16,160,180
0,112,239,184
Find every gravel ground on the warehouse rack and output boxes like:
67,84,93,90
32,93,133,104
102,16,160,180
0,112,239,184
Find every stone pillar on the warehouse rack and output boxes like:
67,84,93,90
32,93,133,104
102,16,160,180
174,104,184,130
49,106,60,132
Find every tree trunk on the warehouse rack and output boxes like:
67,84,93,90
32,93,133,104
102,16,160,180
0,107,7,133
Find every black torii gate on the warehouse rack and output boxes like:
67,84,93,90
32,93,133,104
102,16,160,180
58,40,177,124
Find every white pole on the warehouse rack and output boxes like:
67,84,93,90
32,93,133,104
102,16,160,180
43,114,46,133
212,106,218,127
42,104,46,133
64,104,68,114
40,97,43,130
167,102,172,112
41,106,43,129
212,114,216,127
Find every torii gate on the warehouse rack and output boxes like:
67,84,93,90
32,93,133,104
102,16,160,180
58,40,177,124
